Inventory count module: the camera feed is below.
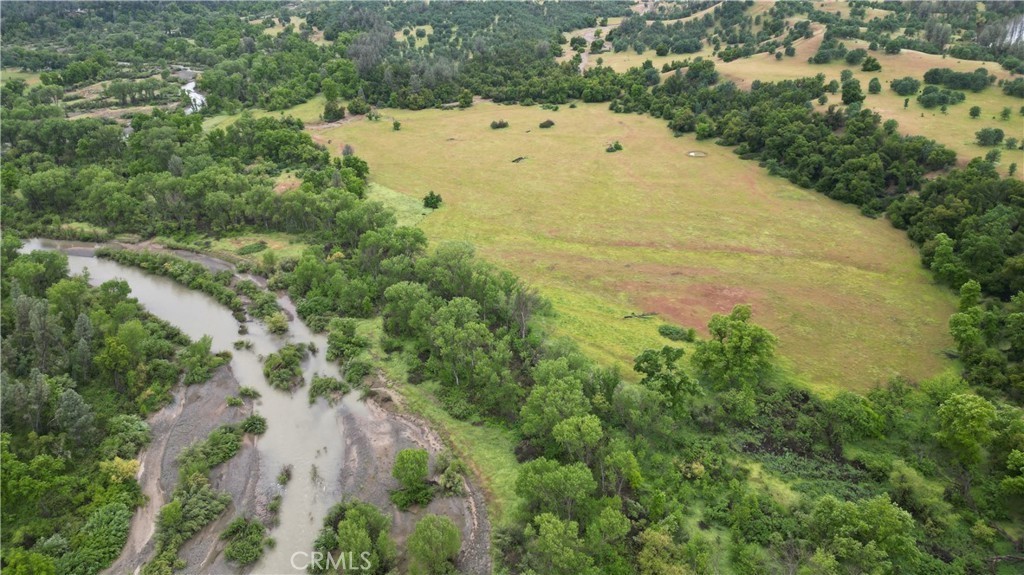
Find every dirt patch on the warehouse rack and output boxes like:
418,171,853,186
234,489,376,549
103,365,256,575
632,283,766,336
273,176,302,194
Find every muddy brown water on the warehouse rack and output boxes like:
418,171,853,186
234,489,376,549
21,239,491,575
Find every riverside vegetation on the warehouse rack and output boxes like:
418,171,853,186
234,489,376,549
3,2,1024,574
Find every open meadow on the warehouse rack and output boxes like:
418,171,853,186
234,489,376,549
311,101,958,393
0,67,41,87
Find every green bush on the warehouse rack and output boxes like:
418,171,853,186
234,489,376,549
220,517,271,565
177,425,242,479
236,241,268,255
890,77,921,96
326,317,369,362
390,448,434,510
408,514,461,575
345,359,373,385
658,323,696,342
436,451,467,496
348,97,371,115
57,502,132,575
262,343,307,390
539,119,555,128
241,414,267,435
150,476,231,570
308,374,350,405
490,119,509,129
265,311,289,334
238,386,261,399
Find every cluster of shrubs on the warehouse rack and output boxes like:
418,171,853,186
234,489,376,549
917,86,965,109
308,375,350,405
96,248,285,325
145,418,265,573
605,140,623,153
235,279,282,320
490,119,509,129
890,76,921,96
220,517,272,566
976,127,1005,147
658,323,697,342
1003,78,1024,98
923,67,992,92
262,343,309,390
388,448,467,511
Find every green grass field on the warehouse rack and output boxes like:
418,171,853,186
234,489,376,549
312,101,957,394
0,68,41,87
367,182,432,227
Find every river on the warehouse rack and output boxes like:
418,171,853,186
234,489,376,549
182,80,206,114
22,239,492,574
22,239,356,573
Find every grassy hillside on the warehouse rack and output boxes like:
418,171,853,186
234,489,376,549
313,101,957,393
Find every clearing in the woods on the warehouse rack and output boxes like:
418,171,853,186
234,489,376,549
310,101,958,393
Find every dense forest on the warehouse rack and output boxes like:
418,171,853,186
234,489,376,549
2,1,1024,574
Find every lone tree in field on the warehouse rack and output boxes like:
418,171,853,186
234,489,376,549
423,191,442,209
970,105,981,119
408,514,461,575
